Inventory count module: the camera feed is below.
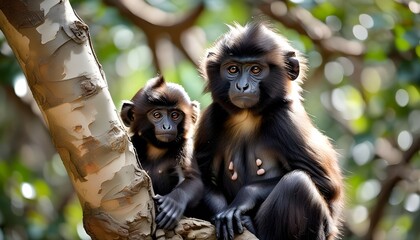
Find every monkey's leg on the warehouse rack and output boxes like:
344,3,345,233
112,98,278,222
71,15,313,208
255,170,333,240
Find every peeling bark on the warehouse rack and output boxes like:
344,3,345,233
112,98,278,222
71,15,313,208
0,0,155,238
155,218,256,240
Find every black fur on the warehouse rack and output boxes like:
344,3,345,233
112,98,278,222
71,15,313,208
121,76,203,230
194,22,343,240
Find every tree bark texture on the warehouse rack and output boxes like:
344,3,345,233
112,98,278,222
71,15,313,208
0,0,155,239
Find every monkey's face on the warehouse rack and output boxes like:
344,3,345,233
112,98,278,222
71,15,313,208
147,108,184,142
203,23,303,113
221,60,269,109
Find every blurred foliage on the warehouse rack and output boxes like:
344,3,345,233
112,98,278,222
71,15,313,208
0,0,419,239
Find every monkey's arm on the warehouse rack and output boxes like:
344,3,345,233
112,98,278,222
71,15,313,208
194,104,230,216
197,155,230,217
154,158,203,230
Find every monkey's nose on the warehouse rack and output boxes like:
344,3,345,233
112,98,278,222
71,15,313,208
235,82,249,92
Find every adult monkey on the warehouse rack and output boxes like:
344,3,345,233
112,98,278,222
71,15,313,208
194,22,343,240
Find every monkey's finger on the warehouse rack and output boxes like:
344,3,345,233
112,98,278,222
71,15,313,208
158,202,181,229
223,210,235,240
166,211,181,230
153,194,162,199
156,197,169,212
153,194,163,204
214,219,221,239
156,212,176,230
159,215,173,230
241,215,256,235
159,207,179,229
155,200,174,221
156,210,166,225
233,210,243,234
221,223,229,240
156,218,165,229
159,199,175,213
156,205,171,220
157,202,164,212
157,219,176,230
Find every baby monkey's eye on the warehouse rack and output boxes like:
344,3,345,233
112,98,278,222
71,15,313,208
170,111,181,120
152,111,162,119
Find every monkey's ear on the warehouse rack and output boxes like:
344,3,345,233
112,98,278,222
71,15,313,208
191,100,200,124
285,51,300,80
120,100,135,127
149,75,166,89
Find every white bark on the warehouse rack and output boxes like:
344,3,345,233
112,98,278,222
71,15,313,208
0,0,155,239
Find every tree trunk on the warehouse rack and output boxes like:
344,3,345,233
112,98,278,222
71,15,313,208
0,1,256,239
0,0,155,239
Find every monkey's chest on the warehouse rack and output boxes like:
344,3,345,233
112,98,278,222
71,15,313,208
214,139,285,190
142,160,183,195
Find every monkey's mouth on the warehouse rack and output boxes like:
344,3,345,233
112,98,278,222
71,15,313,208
156,133,176,142
230,95,259,109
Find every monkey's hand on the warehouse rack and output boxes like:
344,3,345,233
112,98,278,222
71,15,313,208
153,194,186,230
213,184,265,239
213,205,256,240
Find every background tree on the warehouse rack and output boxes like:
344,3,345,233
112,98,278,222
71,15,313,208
0,0,419,239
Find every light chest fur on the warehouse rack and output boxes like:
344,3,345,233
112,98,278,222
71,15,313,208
225,110,262,139
146,143,167,160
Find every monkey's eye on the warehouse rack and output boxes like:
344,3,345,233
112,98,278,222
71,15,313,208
250,66,262,75
170,111,181,120
152,111,162,119
227,65,239,74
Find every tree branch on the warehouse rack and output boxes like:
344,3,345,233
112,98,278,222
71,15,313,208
364,135,420,240
259,2,365,57
103,0,205,71
155,218,257,240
